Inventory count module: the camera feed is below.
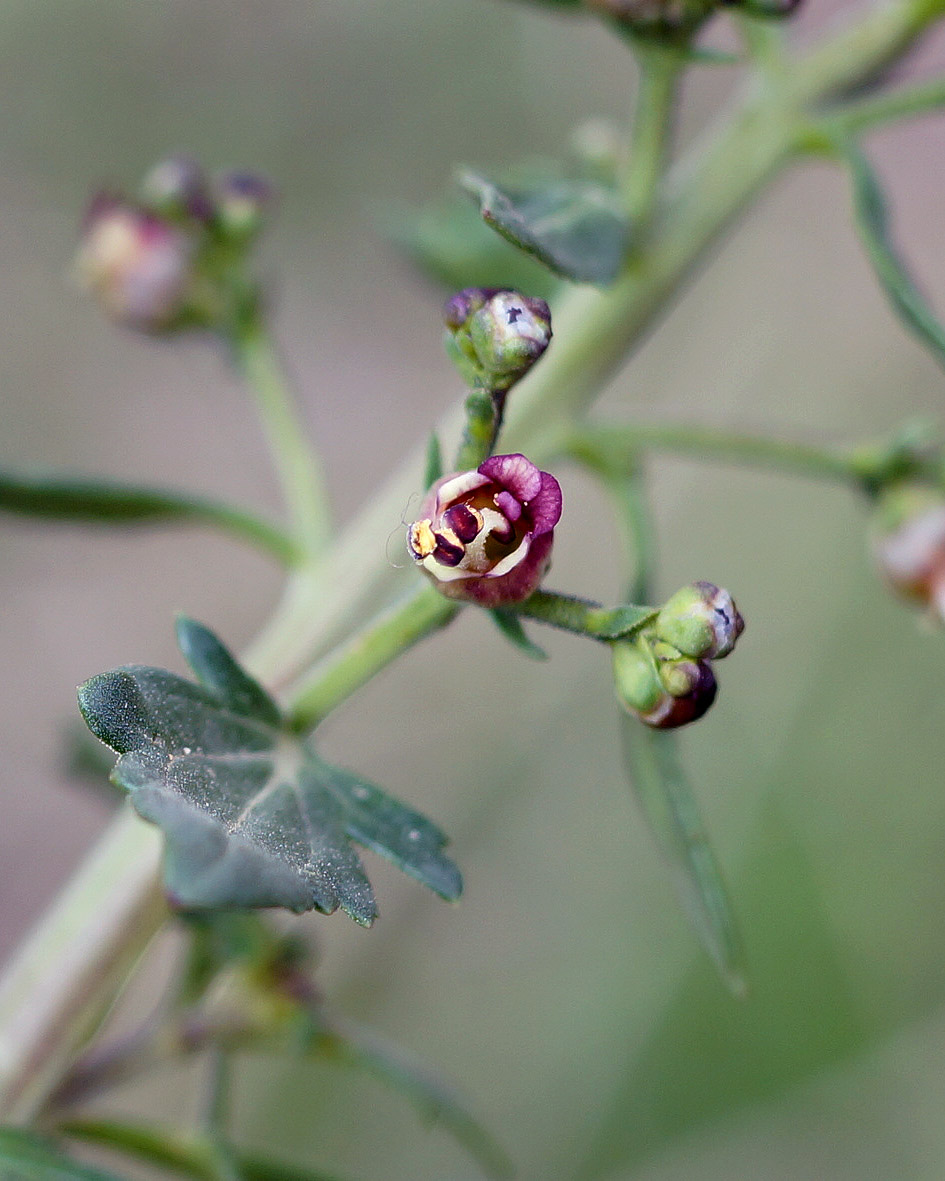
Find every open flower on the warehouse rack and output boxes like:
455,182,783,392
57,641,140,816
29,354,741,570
407,453,562,607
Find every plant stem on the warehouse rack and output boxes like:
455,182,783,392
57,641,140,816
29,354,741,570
1,0,942,1124
287,586,459,732
564,421,865,483
228,315,332,559
621,43,683,232
822,75,945,136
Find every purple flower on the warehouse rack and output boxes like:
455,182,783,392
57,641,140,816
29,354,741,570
75,195,196,332
407,453,562,607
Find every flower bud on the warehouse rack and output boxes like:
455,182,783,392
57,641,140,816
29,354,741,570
584,0,721,35
444,288,552,392
139,156,213,222
655,581,744,660
214,171,275,240
75,195,197,332
407,453,562,607
872,483,945,621
613,637,717,729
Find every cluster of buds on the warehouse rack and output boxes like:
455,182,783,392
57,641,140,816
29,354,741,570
75,156,274,334
613,582,744,729
407,453,562,607
871,482,945,623
513,0,802,39
444,287,552,393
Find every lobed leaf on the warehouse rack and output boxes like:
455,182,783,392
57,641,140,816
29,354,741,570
838,136,945,373
77,619,462,924
620,718,747,996
458,169,630,285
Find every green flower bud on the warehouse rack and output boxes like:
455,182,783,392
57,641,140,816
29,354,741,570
214,171,275,241
655,581,744,660
444,288,552,393
584,0,721,36
613,635,718,729
612,640,665,715
139,156,213,223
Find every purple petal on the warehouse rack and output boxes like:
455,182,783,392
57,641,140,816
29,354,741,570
479,453,542,503
494,490,522,522
529,471,563,535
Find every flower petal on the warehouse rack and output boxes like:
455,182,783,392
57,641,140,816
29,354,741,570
529,471,563,535
479,453,542,503
494,490,522,522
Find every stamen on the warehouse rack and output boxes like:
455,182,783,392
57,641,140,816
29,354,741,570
408,519,437,559
442,503,483,543
433,529,465,567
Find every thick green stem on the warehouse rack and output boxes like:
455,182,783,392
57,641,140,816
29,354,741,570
229,316,332,558
1,0,942,1126
621,43,683,232
287,586,459,732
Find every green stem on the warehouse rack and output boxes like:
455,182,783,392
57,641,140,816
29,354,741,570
564,421,865,483
1,0,942,1125
515,589,657,641
228,315,332,558
0,470,302,566
823,74,945,136
287,586,459,732
621,43,683,232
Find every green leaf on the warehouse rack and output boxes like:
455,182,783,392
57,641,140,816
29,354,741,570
382,195,558,299
303,1015,514,1180
489,609,549,660
0,468,300,564
837,136,945,372
60,1120,351,1181
423,432,444,490
0,1127,126,1180
620,719,747,996
77,619,462,924
457,169,630,285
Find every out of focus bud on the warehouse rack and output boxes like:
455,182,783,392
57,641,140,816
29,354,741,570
655,581,744,660
613,637,718,729
444,288,552,393
75,196,196,332
215,171,275,240
584,0,721,35
872,482,945,621
407,452,562,607
139,156,213,222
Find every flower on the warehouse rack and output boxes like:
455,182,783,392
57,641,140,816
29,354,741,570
74,195,196,332
612,637,718,729
407,453,562,606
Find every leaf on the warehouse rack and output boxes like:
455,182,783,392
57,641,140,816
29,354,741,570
423,432,444,491
838,136,945,373
585,603,658,639
382,195,558,299
304,1015,515,1180
458,169,630,285
61,1120,351,1181
489,609,549,660
620,718,747,996
0,468,300,564
77,618,462,924
0,1127,126,1180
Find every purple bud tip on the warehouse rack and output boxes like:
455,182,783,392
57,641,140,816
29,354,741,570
407,453,562,607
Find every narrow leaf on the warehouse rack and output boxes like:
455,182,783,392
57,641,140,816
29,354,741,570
61,1120,350,1181
0,468,299,564
838,137,945,372
77,622,461,923
489,609,549,660
458,169,630,285
0,1127,125,1181
620,717,747,996
423,432,444,490
306,1016,514,1180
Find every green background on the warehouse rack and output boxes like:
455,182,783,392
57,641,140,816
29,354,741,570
3,1,945,1178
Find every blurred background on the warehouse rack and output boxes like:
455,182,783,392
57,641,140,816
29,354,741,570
3,1,945,1177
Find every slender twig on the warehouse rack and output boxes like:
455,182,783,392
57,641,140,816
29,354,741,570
621,43,683,234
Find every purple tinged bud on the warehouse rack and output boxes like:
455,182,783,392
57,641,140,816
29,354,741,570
872,482,945,622
75,196,197,333
613,636,718,730
655,581,744,660
140,156,214,222
215,171,275,239
406,453,562,607
444,287,552,393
